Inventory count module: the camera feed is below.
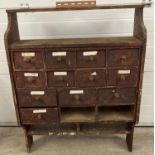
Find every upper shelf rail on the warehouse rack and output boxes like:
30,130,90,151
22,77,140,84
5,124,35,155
6,2,152,13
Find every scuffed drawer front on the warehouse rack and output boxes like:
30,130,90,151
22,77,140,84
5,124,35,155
18,90,57,107
76,69,106,87
77,50,105,67
12,50,44,69
59,89,97,107
98,88,136,106
47,71,74,87
15,71,46,89
20,108,59,125
107,69,139,86
45,50,76,68
107,48,139,67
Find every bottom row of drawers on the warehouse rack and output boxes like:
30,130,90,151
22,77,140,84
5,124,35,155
17,88,136,107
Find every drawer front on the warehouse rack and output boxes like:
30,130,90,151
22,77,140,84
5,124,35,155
107,69,138,86
107,48,139,67
98,88,136,105
76,69,106,87
59,89,97,107
15,71,46,89
77,50,105,67
45,50,76,68
18,90,57,107
20,108,59,125
47,71,74,87
12,51,44,69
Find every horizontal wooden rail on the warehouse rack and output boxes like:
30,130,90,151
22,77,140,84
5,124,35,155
6,2,152,13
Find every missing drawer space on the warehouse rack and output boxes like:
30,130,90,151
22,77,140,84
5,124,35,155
60,107,96,123
97,106,134,122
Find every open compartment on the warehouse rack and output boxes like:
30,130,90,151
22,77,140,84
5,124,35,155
97,106,134,122
60,107,96,123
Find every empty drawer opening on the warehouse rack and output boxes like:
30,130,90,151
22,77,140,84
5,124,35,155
97,106,134,122
60,107,96,123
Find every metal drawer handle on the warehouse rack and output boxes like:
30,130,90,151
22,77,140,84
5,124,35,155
27,77,36,83
88,56,95,61
37,114,43,119
114,92,120,98
57,76,64,81
120,55,127,62
120,75,126,81
34,96,41,101
23,57,34,63
74,95,80,101
57,57,62,62
89,76,95,81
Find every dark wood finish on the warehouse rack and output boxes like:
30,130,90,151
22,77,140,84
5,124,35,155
17,89,57,107
76,69,106,87
45,50,76,69
4,5,149,152
47,71,74,87
98,88,136,106
107,68,139,86
15,71,46,89
77,49,106,68
59,88,97,107
20,108,59,124
12,50,44,69
107,48,140,67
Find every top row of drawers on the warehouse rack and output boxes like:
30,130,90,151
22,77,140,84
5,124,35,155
12,48,140,69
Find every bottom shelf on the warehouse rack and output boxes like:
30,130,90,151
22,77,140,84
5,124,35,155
27,122,133,136
60,106,134,123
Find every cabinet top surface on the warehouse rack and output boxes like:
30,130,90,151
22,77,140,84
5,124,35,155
10,37,143,49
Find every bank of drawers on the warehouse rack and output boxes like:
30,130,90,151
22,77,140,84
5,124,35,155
11,48,140,124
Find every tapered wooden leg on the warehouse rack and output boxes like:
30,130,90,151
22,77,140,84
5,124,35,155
23,127,33,153
126,124,134,152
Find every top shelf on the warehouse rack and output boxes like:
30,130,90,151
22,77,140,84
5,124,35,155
6,2,152,13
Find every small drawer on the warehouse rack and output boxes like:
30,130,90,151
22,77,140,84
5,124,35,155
17,90,57,107
98,88,136,106
77,50,105,67
107,69,138,86
45,50,76,68
107,48,139,67
12,50,44,69
20,108,59,125
15,71,46,89
47,71,74,87
59,89,97,107
76,69,106,87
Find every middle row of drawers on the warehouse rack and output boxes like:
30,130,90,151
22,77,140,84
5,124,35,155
14,68,138,88
17,88,136,107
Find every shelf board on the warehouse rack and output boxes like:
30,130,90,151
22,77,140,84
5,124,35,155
10,37,143,49
61,110,96,123
98,108,134,122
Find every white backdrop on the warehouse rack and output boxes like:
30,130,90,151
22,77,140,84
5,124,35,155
0,0,154,126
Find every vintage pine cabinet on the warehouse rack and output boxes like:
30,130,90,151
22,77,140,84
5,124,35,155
4,3,151,153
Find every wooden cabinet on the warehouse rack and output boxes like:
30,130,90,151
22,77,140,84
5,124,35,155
4,3,150,153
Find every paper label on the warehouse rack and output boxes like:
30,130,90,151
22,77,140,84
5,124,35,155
118,70,130,74
91,72,97,76
52,52,66,56
21,52,35,57
54,72,67,76
69,90,84,94
83,51,97,56
33,109,46,113
24,73,38,77
30,91,45,95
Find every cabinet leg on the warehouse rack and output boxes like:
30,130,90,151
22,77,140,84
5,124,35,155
23,127,33,153
126,125,134,152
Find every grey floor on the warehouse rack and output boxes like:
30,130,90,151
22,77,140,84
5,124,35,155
0,127,153,155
